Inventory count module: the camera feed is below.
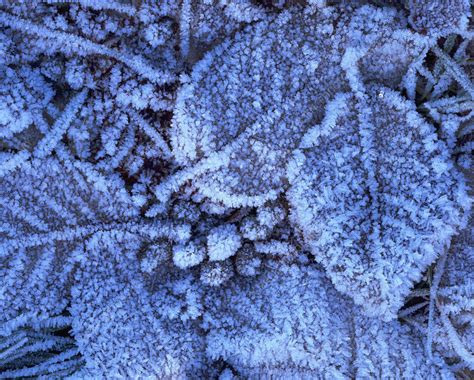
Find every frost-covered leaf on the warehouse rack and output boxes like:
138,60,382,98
178,0,266,65
345,4,427,88
203,262,354,377
407,0,471,35
0,1,471,376
351,313,454,379
0,157,188,321
434,217,474,370
204,261,454,378
70,235,204,378
168,5,426,207
287,87,470,319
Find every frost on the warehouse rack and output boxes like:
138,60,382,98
169,4,426,207
234,244,262,277
0,315,83,378
407,0,471,35
178,0,266,64
173,241,206,269
432,217,474,370
0,2,179,175
207,224,242,261
200,261,234,286
0,157,188,323
0,1,473,377
204,261,454,378
70,237,204,378
287,87,470,319
0,67,53,140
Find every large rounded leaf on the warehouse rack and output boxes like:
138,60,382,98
203,261,453,378
170,5,424,207
287,87,469,320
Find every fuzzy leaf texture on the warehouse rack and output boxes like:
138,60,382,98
0,157,188,322
204,261,455,378
288,87,470,319
167,5,426,207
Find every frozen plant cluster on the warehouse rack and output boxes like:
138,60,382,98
0,0,473,378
